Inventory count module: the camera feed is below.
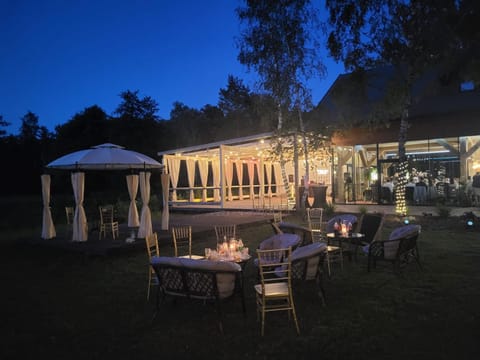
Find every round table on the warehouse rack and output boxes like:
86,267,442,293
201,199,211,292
326,232,365,261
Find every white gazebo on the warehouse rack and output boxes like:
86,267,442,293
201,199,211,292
42,143,164,241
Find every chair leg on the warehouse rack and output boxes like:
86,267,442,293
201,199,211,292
290,296,300,335
215,298,224,335
326,252,332,278
261,307,266,336
315,273,327,306
147,273,152,301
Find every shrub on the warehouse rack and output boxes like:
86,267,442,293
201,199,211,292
435,204,451,218
358,205,368,215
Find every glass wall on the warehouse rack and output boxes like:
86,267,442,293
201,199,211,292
334,135,480,206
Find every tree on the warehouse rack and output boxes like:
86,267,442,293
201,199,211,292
237,0,326,210
54,105,110,154
114,90,160,122
168,102,205,147
111,90,165,156
19,111,41,142
218,75,254,137
0,115,10,137
326,0,480,215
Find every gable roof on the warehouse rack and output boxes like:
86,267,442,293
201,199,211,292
308,65,480,143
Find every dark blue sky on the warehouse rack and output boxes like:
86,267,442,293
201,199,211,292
1,0,343,135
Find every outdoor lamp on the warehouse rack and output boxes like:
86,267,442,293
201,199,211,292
462,212,476,230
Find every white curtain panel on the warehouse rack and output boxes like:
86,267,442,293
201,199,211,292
138,171,152,238
161,173,170,230
41,174,56,239
212,158,220,201
198,159,209,202
247,161,255,199
225,159,234,201
273,163,284,195
258,161,265,198
166,156,181,201
236,160,244,199
126,174,140,227
71,172,88,242
265,162,272,197
186,158,196,202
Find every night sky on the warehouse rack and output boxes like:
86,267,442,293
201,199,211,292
1,0,343,135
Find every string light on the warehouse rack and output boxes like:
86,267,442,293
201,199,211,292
395,160,408,216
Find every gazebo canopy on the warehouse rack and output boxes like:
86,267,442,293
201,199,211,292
47,143,163,170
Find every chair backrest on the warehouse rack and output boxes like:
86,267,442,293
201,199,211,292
214,224,236,242
358,212,385,243
257,247,293,286
384,224,421,259
172,225,192,257
290,242,327,281
272,212,283,224
99,205,115,224
145,232,160,260
307,208,323,232
65,206,74,225
150,256,241,300
259,233,301,251
325,214,358,233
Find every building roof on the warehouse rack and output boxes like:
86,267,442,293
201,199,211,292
310,65,480,145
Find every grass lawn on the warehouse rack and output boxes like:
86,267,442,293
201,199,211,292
1,200,480,359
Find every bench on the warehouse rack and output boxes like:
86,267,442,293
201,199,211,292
150,256,246,334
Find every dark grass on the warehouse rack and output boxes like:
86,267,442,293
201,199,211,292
1,201,480,359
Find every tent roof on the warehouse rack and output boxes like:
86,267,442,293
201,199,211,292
47,143,164,170
157,132,275,161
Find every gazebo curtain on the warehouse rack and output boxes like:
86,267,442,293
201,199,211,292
126,174,140,228
72,172,88,242
258,160,264,199
225,159,234,201
273,163,284,195
198,159,209,202
138,171,152,238
186,158,196,202
247,161,256,199
265,162,272,197
212,159,220,202
161,173,170,230
41,174,56,239
166,156,180,201
236,160,244,199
